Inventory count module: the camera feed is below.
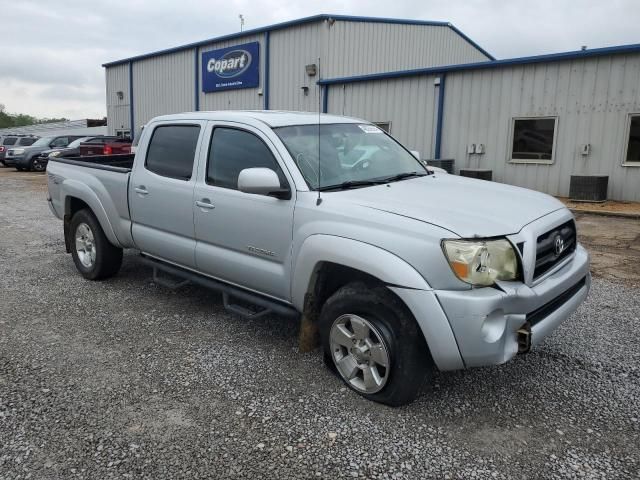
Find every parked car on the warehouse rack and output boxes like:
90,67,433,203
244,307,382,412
79,136,131,156
47,111,590,406
6,135,84,171
32,136,129,171
0,135,38,166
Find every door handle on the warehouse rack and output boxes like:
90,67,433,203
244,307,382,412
134,186,149,195
195,199,215,210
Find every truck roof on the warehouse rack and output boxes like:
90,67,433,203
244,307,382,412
150,110,365,128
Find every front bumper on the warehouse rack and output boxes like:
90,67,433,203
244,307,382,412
435,244,590,367
3,155,22,166
14,155,33,168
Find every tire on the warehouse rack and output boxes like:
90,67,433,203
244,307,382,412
32,159,46,172
69,209,123,280
319,282,432,406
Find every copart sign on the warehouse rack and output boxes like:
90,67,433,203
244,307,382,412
201,42,260,92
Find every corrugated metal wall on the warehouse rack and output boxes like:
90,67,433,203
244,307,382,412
198,33,265,111
441,53,640,201
268,20,489,112
269,23,324,112
132,50,195,137
327,76,440,157
325,21,489,78
105,63,130,135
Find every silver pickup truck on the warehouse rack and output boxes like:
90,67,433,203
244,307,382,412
47,111,590,406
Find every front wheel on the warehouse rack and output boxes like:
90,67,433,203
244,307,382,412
319,282,432,406
32,160,46,172
70,209,123,280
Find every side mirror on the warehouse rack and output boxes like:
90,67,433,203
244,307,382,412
410,150,421,160
238,167,290,199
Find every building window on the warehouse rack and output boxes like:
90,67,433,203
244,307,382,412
623,114,640,166
373,122,391,133
509,117,557,164
116,129,131,138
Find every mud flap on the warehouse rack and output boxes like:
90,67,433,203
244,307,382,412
63,214,72,253
298,292,320,353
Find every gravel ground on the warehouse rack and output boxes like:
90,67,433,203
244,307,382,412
0,170,639,479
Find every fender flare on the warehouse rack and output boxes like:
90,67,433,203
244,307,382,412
291,234,464,371
62,179,122,247
291,234,432,311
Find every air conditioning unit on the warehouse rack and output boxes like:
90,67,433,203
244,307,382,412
460,168,492,181
569,175,608,202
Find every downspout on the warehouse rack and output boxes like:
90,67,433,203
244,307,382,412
434,73,446,159
128,61,134,137
322,85,328,113
264,30,270,110
194,47,200,111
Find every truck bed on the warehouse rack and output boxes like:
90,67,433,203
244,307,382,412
50,154,135,172
47,154,136,249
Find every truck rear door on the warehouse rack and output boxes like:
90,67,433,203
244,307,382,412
128,121,205,268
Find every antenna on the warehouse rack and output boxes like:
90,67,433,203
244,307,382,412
316,56,322,206
239,14,245,32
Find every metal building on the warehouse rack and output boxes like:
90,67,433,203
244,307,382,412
103,14,492,138
103,14,640,201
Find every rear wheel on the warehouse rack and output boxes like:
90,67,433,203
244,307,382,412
319,282,432,406
70,209,123,280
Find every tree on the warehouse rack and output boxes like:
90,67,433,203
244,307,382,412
0,108,67,129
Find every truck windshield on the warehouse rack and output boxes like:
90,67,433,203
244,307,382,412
274,123,427,190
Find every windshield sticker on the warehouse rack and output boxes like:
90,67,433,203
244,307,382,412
358,125,383,134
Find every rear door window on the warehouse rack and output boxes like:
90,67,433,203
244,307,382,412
3,137,17,145
145,125,201,180
18,137,37,146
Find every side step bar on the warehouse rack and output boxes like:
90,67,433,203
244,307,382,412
139,255,300,320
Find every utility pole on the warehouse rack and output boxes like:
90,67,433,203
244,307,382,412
239,14,245,32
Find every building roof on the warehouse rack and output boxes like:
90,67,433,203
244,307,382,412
151,110,364,127
102,14,494,67
318,42,640,85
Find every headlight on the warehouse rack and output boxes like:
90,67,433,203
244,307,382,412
49,151,61,157
442,238,519,286
12,148,25,154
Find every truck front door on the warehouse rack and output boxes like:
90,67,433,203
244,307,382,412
193,122,295,301
129,121,204,268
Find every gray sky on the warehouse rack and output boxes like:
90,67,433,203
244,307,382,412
1,0,638,119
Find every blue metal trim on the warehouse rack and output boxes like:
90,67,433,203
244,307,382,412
322,85,328,113
194,47,200,111
102,14,486,67
319,42,640,85
434,74,446,159
264,31,270,110
128,61,134,135
447,24,495,60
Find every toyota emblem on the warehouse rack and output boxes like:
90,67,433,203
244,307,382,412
554,234,565,256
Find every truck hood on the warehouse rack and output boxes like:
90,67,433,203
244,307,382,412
332,174,566,238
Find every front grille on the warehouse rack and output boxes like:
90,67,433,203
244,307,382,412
534,220,576,279
527,276,587,326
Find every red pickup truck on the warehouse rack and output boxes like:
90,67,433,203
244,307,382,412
79,137,131,156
